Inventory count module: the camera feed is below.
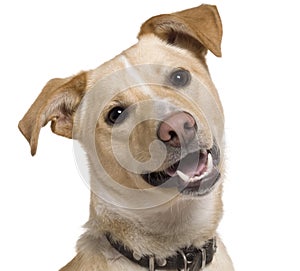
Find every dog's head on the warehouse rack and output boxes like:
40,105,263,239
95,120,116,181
19,5,223,210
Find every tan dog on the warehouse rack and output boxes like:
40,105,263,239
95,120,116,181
19,4,234,271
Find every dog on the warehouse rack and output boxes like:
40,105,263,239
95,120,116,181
19,4,234,271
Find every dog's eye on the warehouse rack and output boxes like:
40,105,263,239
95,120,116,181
107,107,127,125
169,69,191,87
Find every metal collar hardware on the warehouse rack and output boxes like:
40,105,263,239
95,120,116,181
178,250,188,271
106,234,216,271
149,256,155,271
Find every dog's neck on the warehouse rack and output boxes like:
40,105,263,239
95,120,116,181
85,184,223,258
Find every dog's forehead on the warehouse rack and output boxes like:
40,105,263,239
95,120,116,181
88,35,210,89
85,35,219,111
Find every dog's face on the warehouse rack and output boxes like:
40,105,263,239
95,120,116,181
19,5,223,212
76,36,224,205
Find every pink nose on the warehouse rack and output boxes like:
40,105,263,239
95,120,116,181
158,112,197,147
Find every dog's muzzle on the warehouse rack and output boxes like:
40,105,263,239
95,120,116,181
141,112,221,196
141,145,221,196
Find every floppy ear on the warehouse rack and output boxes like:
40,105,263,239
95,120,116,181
138,4,222,58
18,72,87,156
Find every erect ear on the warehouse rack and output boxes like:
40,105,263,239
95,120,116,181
138,4,222,58
18,72,87,156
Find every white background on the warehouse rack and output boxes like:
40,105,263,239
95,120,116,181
1,0,300,270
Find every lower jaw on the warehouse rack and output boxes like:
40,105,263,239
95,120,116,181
180,173,221,197
146,169,221,197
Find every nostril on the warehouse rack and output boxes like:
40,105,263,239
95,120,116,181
157,112,197,147
168,130,177,141
157,122,176,142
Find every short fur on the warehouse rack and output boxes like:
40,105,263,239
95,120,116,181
19,5,234,271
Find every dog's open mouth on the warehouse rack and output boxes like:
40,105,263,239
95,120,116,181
141,144,221,196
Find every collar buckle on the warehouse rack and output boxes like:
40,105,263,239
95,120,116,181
178,250,188,271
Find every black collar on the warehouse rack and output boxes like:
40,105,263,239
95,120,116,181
106,234,217,270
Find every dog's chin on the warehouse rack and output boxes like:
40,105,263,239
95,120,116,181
141,144,221,197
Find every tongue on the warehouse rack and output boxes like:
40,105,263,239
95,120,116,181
165,151,207,178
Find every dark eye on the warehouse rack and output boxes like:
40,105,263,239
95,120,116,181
107,106,127,125
169,68,191,87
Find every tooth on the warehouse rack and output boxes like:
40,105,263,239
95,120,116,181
176,153,214,183
176,170,190,182
200,173,208,180
190,175,201,182
207,153,213,173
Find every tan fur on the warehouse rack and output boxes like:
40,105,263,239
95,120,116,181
19,4,233,271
